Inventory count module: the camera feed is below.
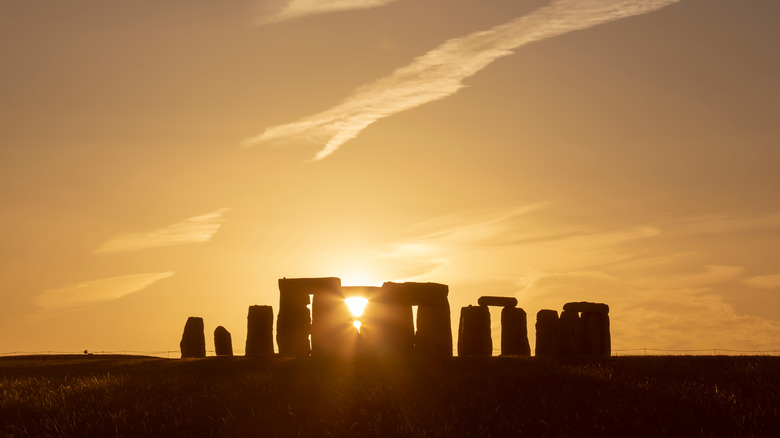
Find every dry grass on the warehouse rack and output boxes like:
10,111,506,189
1,355,778,437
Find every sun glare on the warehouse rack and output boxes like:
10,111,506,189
340,268,382,287
344,297,368,317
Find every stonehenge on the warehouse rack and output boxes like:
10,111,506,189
175,275,611,360
180,316,206,358
458,296,530,357
536,302,611,356
214,326,233,356
246,305,274,356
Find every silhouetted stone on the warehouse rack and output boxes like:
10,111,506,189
381,281,449,306
563,301,609,314
246,305,274,356
377,281,452,357
501,307,530,356
558,310,584,356
214,326,233,356
535,310,560,356
276,277,341,356
276,292,310,357
458,305,492,356
361,297,414,357
279,277,343,296
416,297,453,357
180,317,206,358
582,312,611,356
478,296,518,307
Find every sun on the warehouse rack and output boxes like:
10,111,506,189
344,297,368,317
345,297,368,333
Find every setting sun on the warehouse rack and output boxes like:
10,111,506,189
344,297,369,317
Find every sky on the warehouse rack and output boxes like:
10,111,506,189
2,0,779,355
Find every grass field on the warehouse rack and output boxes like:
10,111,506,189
1,355,778,437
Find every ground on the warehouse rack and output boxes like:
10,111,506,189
1,355,778,436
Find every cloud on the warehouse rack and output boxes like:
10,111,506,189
93,208,229,254
744,274,780,290
674,212,780,234
33,272,175,313
405,204,550,246
370,204,659,282
243,0,680,160
630,264,745,289
259,0,406,25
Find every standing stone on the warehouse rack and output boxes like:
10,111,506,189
501,307,530,356
276,291,310,356
214,326,233,356
458,305,492,356
361,296,414,358
558,310,584,356
246,305,274,356
180,316,206,358
582,312,611,356
416,297,453,357
535,310,560,356
601,313,611,356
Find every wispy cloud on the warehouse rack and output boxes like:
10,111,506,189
674,212,780,234
631,264,745,289
33,272,174,313
259,0,406,25
744,274,780,290
370,204,659,282
93,208,229,254
244,0,680,160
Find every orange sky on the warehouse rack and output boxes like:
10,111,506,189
2,0,779,355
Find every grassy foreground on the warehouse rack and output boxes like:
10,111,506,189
0,355,778,437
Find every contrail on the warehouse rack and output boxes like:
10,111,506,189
92,208,230,254
259,0,407,25
243,0,680,160
33,272,175,312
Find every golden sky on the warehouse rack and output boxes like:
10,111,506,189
2,0,779,355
